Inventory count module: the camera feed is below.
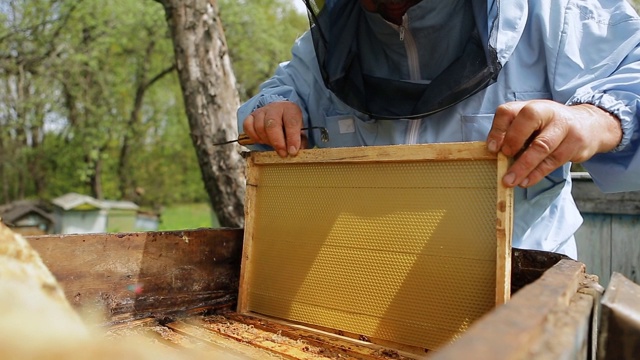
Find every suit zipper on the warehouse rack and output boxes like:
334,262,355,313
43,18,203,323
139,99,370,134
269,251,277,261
400,17,422,144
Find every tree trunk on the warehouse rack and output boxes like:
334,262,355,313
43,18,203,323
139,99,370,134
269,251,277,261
156,0,245,228
88,152,104,200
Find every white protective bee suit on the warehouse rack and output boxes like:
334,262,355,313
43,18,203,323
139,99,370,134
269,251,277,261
237,0,640,258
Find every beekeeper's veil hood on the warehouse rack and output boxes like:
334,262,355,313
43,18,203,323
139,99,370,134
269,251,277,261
302,0,502,119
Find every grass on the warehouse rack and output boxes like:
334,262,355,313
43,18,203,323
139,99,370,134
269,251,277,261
158,203,220,231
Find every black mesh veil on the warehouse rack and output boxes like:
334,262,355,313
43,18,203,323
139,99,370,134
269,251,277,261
302,0,502,120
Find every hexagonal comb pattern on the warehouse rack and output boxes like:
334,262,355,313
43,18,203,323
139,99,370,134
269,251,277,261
246,159,500,350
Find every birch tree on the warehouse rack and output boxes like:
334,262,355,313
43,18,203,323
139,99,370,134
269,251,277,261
153,0,245,228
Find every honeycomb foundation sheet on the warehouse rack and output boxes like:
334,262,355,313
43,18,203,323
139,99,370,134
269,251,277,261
239,142,513,351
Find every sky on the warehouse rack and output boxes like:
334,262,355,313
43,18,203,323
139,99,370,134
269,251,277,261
290,0,307,13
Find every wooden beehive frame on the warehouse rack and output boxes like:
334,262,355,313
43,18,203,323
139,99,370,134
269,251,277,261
238,141,513,350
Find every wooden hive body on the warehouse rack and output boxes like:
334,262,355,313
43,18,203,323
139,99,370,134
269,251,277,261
238,142,513,351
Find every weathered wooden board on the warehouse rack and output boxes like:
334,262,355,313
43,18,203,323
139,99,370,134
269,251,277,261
572,174,640,214
0,223,198,359
239,142,513,351
598,272,640,360
575,214,640,288
611,216,640,285
575,214,612,286
429,260,598,360
572,173,640,287
12,224,594,360
107,312,421,360
27,229,243,323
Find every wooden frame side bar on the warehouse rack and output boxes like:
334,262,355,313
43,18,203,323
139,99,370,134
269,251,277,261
237,156,258,314
496,152,514,304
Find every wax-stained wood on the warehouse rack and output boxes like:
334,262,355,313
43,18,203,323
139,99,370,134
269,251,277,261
27,229,243,323
107,313,300,359
171,319,326,360
0,223,78,315
105,311,423,360
240,142,514,351
224,312,426,359
7,222,594,360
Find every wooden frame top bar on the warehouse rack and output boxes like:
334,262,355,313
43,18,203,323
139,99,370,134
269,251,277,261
248,141,497,165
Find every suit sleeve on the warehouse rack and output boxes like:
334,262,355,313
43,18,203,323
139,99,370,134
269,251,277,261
236,32,323,150
549,0,640,192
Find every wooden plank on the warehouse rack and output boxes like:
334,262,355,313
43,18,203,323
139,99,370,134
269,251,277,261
240,142,513,351
169,319,339,360
106,320,197,352
106,318,261,358
598,272,640,360
575,214,612,286
141,326,201,352
611,215,640,285
572,175,640,215
429,260,590,360
160,321,272,359
105,317,158,332
251,141,496,165
230,312,424,360
526,292,593,359
0,223,195,360
26,229,243,323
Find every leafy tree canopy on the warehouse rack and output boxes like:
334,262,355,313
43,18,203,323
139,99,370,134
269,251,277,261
0,0,307,209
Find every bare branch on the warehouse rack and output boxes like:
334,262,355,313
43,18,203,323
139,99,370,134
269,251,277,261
143,64,176,92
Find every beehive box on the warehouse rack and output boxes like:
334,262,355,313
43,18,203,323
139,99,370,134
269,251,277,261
20,226,602,360
238,142,514,351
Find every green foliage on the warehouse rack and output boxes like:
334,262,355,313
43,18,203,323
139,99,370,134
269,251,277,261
52,0,176,199
130,84,208,208
220,0,308,100
0,0,308,210
39,135,89,195
0,0,201,207
158,203,219,231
